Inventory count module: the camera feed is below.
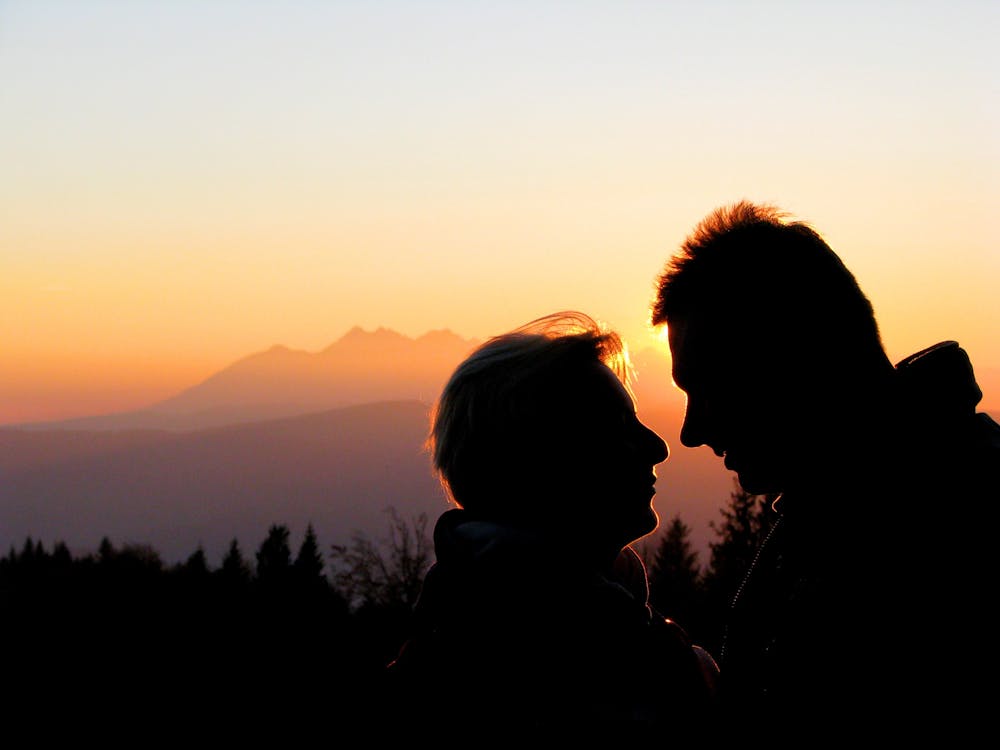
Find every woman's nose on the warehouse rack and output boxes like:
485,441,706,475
641,423,669,463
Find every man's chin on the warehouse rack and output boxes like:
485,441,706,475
736,471,780,497
624,508,660,543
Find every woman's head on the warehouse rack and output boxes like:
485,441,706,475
428,311,667,547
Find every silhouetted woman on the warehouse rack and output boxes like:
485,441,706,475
384,311,719,733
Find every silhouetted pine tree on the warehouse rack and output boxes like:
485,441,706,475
255,524,292,586
700,478,778,655
19,537,40,566
52,541,72,568
97,536,116,564
252,523,297,699
202,537,256,715
647,515,705,642
293,523,326,585
170,545,213,627
287,524,357,718
219,538,252,587
182,546,210,576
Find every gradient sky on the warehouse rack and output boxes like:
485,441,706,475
2,0,998,424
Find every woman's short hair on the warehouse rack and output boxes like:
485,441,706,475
427,311,631,514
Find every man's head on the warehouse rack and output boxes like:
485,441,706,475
428,311,668,549
650,201,891,494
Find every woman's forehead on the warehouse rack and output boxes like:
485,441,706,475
551,361,633,410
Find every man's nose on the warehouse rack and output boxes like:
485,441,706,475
679,400,709,448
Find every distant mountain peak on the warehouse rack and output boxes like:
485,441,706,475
416,328,476,346
325,325,408,352
321,325,480,357
17,324,485,432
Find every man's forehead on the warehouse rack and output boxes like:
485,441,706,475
666,313,749,385
668,314,731,359
667,310,805,393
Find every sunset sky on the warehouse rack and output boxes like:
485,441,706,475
2,1,998,425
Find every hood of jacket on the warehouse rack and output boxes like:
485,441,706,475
410,508,653,636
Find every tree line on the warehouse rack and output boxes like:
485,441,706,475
1,481,771,726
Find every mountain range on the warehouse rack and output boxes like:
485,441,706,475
13,326,481,432
0,399,449,566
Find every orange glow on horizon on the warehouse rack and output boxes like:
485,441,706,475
1,2,996,426
0,354,217,424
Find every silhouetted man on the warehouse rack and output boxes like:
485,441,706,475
650,201,1000,742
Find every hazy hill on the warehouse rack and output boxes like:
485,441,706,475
0,400,452,566
0,398,733,570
